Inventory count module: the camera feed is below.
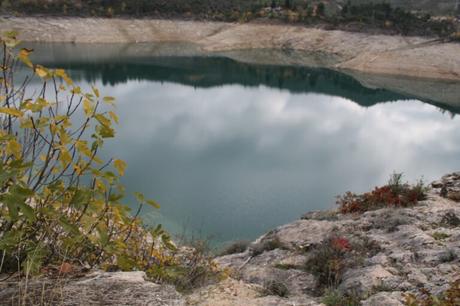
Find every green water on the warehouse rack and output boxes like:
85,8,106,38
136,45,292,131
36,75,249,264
28,43,460,245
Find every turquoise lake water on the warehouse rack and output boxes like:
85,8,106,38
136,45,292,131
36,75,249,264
28,43,460,245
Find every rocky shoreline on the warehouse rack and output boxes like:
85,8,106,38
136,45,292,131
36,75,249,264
1,17,460,82
1,172,459,305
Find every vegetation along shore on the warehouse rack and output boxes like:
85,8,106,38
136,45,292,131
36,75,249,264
0,1,460,305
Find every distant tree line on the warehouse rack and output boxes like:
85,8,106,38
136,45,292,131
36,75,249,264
0,0,458,38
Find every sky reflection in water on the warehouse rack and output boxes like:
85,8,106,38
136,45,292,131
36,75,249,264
94,80,460,243
26,47,460,244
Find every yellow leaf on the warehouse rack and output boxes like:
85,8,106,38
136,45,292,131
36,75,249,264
83,99,93,117
85,93,94,101
49,122,57,135
95,179,106,192
18,48,33,68
19,118,33,129
71,87,81,95
95,114,111,127
58,127,71,145
103,96,116,105
108,111,119,124
55,69,73,85
24,97,48,112
34,65,49,78
59,147,72,167
73,164,82,175
0,107,23,117
92,156,103,164
92,86,100,98
4,36,20,48
146,199,161,209
75,140,92,158
6,139,22,158
113,159,127,176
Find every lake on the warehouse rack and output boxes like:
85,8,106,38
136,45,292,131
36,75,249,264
27,43,460,246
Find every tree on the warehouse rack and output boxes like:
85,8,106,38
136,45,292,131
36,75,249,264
0,31,174,275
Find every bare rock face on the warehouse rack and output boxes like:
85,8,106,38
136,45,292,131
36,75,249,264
361,291,405,306
264,219,337,250
338,265,402,295
213,172,460,304
186,278,321,306
0,271,185,306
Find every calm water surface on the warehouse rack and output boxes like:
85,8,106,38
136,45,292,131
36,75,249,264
29,44,460,245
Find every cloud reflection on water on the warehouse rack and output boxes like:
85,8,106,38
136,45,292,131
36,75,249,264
96,80,460,243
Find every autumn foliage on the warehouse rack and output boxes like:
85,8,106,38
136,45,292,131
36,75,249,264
0,31,182,280
337,173,427,214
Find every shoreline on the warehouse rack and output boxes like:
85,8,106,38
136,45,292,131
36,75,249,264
2,172,459,305
2,16,460,82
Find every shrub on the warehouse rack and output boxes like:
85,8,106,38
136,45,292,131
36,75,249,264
339,2,457,37
337,173,427,214
432,232,450,241
149,240,222,292
316,2,325,17
304,236,352,288
440,212,460,228
371,211,409,233
0,31,179,280
322,288,360,306
250,237,285,256
405,279,460,306
304,235,380,290
218,240,250,256
439,249,457,263
263,279,289,297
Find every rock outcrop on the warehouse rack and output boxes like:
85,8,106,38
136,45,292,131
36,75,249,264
1,173,459,305
0,271,185,305
210,172,460,305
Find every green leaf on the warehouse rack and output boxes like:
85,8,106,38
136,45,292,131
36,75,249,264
59,216,79,235
23,244,47,275
18,202,35,221
12,187,33,197
108,193,124,202
70,189,91,207
161,234,177,251
117,254,136,271
151,224,163,237
0,170,16,186
97,225,109,246
3,193,21,220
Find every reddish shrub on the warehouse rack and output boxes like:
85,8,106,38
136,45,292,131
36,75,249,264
331,237,351,251
337,174,426,214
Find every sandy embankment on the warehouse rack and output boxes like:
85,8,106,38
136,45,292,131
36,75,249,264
1,17,459,107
